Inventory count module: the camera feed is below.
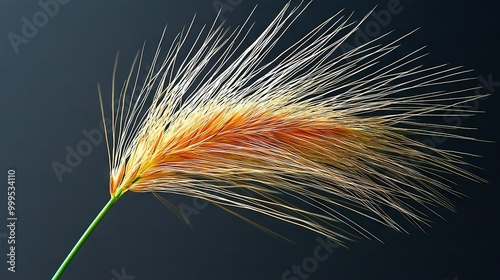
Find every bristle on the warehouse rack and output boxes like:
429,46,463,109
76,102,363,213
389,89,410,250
102,2,484,244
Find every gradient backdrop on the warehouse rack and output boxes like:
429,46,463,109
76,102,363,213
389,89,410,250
0,0,499,279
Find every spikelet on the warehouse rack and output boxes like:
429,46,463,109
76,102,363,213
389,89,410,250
100,2,484,245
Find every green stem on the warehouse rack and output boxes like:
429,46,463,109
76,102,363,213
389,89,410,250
52,196,117,280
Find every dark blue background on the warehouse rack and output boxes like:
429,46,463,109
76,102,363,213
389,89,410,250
0,0,498,279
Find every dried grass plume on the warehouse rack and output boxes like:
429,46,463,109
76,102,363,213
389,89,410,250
100,2,484,245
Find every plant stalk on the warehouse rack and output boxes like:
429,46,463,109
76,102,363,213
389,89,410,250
52,196,117,280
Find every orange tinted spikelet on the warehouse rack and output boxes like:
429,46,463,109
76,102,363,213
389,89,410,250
101,2,484,244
